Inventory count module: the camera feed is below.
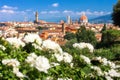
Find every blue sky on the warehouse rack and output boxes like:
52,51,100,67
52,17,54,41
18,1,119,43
0,0,117,22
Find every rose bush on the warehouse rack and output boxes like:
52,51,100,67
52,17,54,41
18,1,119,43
0,34,120,80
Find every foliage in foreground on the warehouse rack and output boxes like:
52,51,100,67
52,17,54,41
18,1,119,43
0,34,120,80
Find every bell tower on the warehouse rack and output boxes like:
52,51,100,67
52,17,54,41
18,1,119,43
35,11,38,23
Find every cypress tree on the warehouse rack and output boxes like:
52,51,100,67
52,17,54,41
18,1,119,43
112,0,120,27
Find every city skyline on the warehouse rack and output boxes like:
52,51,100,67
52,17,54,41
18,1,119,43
0,0,117,22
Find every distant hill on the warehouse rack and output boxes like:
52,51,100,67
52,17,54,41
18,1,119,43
89,14,113,24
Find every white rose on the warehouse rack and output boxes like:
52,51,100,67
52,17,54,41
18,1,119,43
73,42,94,53
42,40,63,53
15,72,25,78
80,55,91,64
25,53,37,67
35,56,50,73
63,52,73,63
6,38,25,48
108,69,120,77
2,59,20,67
23,33,42,45
54,53,64,62
0,45,6,50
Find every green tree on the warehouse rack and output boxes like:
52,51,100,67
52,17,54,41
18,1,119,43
36,26,43,30
101,30,120,47
112,0,120,27
76,26,97,46
63,38,77,49
64,32,76,40
98,24,107,48
100,24,107,33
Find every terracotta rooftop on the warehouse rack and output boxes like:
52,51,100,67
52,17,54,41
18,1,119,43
42,30,62,33
15,27,39,32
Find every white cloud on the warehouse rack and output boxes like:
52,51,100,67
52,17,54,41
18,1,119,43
76,11,84,15
25,9,32,12
76,10,111,16
49,11,60,14
106,12,111,15
93,11,104,16
0,9,15,14
40,11,60,14
0,5,18,14
63,10,74,14
2,5,18,10
20,11,26,14
52,3,59,7
76,11,92,15
85,10,92,15
40,11,47,14
0,5,32,15
0,5,33,21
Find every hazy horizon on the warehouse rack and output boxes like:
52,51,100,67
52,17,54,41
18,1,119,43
0,0,117,22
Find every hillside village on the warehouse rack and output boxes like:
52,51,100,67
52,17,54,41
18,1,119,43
0,12,119,45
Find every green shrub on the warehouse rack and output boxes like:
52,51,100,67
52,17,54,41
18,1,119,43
94,49,115,60
76,26,97,47
64,32,76,40
101,29,120,47
62,38,77,50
